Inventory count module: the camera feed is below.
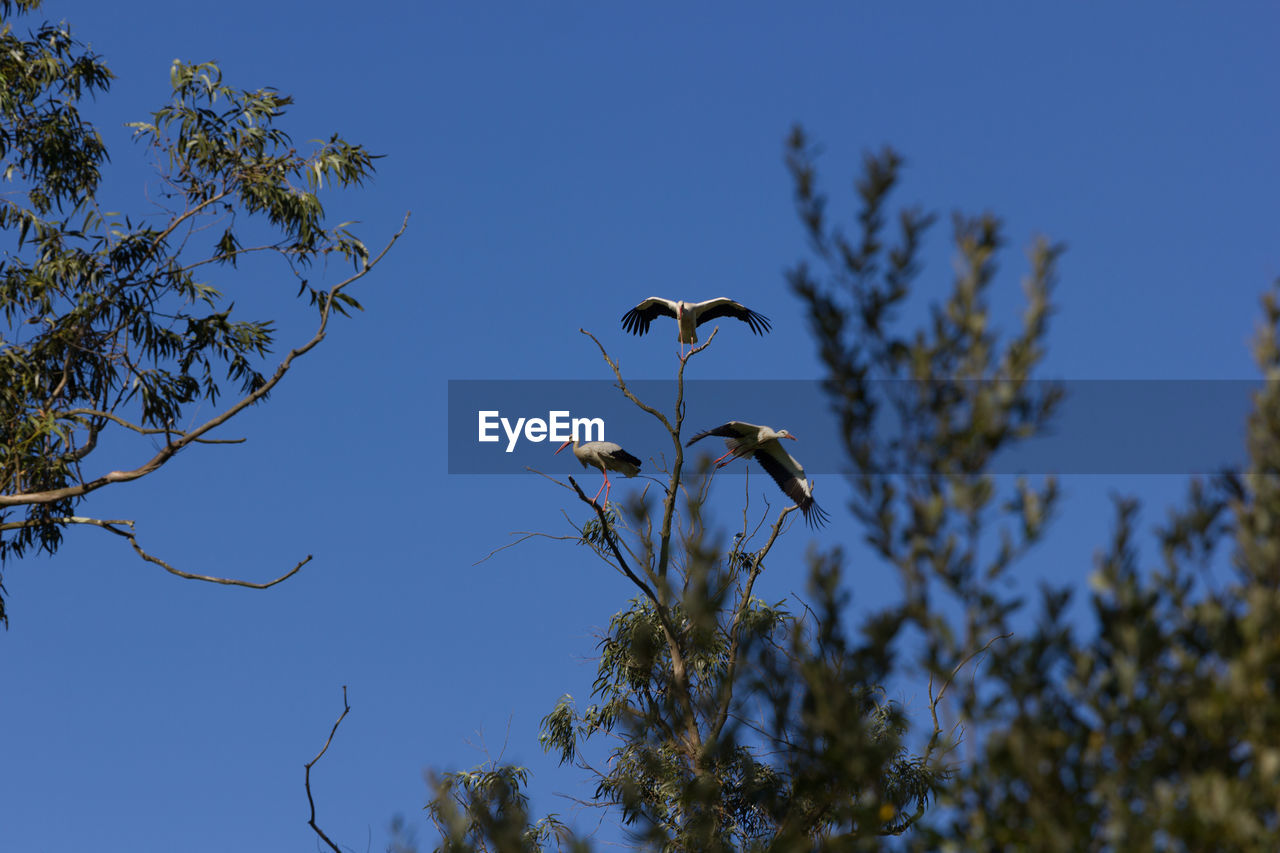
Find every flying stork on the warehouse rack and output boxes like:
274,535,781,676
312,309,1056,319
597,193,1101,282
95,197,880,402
556,437,643,506
621,297,771,353
687,421,830,528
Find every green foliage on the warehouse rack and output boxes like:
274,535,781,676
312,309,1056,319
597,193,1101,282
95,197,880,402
426,763,578,853
900,295,1280,851
790,127,1280,851
538,579,924,851
578,506,620,550
540,594,790,847
0,1,391,624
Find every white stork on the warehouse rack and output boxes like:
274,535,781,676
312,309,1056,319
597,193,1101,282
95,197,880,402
556,437,643,506
687,421,830,528
621,297,771,354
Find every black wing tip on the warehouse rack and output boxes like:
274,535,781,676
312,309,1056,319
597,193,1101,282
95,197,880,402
748,309,772,335
801,499,831,529
687,423,740,447
620,308,649,336
685,429,714,447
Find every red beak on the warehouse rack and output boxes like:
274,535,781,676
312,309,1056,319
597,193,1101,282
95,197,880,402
555,440,572,454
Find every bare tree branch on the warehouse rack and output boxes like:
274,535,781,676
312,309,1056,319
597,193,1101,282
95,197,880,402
927,630,1012,755
0,515,133,533
58,408,246,444
472,531,583,567
1,515,311,588
580,328,675,433
873,632,1015,837
579,326,718,580
305,686,350,853
709,504,797,744
117,524,310,589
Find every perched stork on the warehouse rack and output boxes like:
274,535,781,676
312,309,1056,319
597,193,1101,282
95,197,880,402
687,421,830,528
556,437,643,506
621,297,771,354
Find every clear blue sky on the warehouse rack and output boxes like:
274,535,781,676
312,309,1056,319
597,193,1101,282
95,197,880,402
2,2,1277,850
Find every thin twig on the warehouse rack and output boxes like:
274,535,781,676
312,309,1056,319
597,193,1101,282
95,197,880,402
113,519,309,588
878,632,1011,838
0,514,307,588
472,531,582,566
0,515,132,533
524,466,578,492
59,408,245,444
305,686,351,853
928,630,1012,745
658,327,716,580
708,505,796,744
580,328,674,433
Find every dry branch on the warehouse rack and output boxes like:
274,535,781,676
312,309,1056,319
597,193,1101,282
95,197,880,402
305,686,351,853
0,515,309,588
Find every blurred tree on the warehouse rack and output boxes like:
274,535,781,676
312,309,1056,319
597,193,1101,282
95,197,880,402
0,0,405,625
787,126,1280,851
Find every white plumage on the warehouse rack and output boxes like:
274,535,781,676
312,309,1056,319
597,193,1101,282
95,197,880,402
556,437,642,505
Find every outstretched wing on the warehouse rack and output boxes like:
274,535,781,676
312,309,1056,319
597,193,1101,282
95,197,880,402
686,421,759,447
751,443,829,529
621,297,679,336
692,298,772,335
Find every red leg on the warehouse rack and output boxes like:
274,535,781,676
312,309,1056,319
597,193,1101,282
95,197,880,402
592,476,607,504
712,448,736,467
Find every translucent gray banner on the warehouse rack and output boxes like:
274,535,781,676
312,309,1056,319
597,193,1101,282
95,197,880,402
447,380,1256,475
